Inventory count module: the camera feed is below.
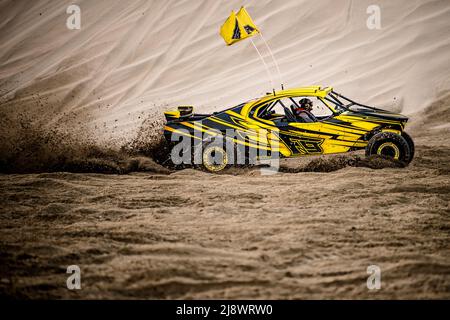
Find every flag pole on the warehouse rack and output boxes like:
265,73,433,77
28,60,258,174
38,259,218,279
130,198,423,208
234,8,276,92
259,32,283,90
250,38,275,91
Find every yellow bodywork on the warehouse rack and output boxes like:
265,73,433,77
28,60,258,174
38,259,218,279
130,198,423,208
164,86,407,159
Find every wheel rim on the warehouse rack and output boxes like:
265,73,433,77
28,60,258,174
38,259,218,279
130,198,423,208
203,145,228,172
377,142,400,159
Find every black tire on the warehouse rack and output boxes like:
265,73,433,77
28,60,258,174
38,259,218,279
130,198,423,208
195,137,263,172
401,131,415,162
365,132,412,164
196,139,231,173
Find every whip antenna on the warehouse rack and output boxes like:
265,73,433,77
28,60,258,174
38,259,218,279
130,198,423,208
250,38,275,91
259,32,283,90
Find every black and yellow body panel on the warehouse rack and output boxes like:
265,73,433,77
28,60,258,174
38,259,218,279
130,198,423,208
163,86,409,162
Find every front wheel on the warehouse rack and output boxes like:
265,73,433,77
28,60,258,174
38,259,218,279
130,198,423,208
401,131,415,161
366,132,413,165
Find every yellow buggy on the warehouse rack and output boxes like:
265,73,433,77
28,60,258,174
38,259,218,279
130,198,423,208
164,86,414,172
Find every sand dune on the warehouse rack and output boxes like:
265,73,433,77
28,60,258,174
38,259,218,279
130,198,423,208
1,0,450,142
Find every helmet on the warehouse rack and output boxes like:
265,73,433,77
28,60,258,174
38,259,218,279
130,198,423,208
298,98,313,111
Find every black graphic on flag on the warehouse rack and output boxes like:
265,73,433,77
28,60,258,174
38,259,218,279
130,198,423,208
232,19,241,39
244,25,255,35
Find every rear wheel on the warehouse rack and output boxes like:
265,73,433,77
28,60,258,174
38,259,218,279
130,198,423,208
196,138,261,172
200,142,229,172
366,132,413,164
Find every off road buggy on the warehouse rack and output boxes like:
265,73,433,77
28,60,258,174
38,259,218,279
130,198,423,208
163,86,414,172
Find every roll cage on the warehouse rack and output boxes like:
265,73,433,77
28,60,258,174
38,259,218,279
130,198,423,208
326,91,386,113
257,97,298,122
245,87,387,124
256,94,335,123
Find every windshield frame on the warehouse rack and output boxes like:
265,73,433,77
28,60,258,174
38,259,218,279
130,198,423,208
328,91,385,113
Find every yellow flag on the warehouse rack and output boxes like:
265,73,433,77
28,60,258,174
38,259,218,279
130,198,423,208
236,7,259,36
219,7,260,46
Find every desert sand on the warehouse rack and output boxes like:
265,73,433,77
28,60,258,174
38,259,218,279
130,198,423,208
0,0,449,299
1,94,449,299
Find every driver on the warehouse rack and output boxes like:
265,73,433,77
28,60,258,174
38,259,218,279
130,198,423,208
292,98,316,122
